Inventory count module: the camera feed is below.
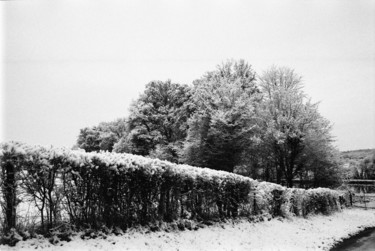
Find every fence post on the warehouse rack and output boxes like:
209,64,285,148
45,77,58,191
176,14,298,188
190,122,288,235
364,191,367,210
253,191,257,214
2,160,17,233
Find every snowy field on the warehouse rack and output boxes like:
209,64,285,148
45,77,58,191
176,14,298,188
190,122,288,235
1,208,375,251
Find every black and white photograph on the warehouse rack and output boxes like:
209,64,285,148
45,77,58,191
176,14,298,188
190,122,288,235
1,0,375,250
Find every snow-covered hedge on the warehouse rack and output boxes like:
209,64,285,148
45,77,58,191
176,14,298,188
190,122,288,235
0,142,350,233
252,182,346,218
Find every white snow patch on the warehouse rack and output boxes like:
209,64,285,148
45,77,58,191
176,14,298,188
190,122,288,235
2,208,375,251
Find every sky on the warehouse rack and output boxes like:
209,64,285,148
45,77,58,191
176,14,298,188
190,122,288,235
1,0,374,151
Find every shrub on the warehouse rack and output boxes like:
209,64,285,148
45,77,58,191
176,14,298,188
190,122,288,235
0,141,350,235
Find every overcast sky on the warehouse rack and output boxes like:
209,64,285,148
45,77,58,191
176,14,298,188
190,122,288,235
1,0,374,151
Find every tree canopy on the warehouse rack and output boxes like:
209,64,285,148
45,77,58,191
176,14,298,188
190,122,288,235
76,118,127,152
183,60,260,172
125,80,193,162
75,60,342,188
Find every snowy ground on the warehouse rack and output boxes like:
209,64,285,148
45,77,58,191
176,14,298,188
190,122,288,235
2,208,375,251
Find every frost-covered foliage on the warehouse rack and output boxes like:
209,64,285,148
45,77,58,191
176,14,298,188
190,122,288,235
126,80,192,162
252,182,346,218
76,118,128,152
258,66,335,187
0,142,350,234
184,60,260,172
73,61,341,188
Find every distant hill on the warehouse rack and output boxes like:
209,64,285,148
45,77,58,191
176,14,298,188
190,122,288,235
340,149,375,179
341,149,375,161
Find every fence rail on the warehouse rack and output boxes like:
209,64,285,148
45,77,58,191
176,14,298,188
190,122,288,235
352,192,375,210
345,179,375,184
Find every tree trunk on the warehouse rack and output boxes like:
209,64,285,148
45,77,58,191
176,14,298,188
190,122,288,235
286,175,293,188
286,163,294,188
276,165,283,184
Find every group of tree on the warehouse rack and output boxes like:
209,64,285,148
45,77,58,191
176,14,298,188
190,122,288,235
76,60,342,188
75,118,127,152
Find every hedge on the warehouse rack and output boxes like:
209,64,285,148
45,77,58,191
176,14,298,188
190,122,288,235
0,141,350,233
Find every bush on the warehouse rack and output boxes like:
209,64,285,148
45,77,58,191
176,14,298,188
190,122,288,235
0,141,350,236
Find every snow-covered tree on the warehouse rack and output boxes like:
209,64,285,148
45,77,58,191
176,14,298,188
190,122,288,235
76,118,128,152
297,115,342,187
184,60,261,172
258,66,338,187
126,80,193,162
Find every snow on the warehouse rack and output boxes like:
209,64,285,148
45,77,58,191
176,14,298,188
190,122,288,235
2,208,375,251
0,141,367,250
0,141,257,186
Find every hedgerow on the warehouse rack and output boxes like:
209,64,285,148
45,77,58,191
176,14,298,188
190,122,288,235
0,141,350,237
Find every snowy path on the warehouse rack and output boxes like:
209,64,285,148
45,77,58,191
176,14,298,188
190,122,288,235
2,208,375,251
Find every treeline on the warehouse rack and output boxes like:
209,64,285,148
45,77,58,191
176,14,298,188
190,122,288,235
0,142,350,237
76,60,342,188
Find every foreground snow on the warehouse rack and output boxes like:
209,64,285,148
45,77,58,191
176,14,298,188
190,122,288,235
2,208,375,251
